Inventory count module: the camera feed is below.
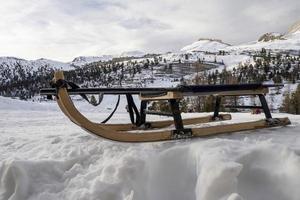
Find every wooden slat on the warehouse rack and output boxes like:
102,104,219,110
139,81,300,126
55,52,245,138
192,118,291,137
99,113,231,131
139,91,183,101
215,88,268,96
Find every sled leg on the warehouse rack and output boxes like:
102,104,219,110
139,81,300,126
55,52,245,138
213,96,222,120
169,99,192,138
258,94,272,119
169,99,184,130
139,100,148,126
126,94,141,125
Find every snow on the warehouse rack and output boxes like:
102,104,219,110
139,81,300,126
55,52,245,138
1,96,300,200
0,57,72,71
119,51,145,58
213,54,253,71
268,32,282,37
161,46,252,72
181,39,230,53
70,56,113,67
33,58,72,71
226,31,300,53
0,55,116,71
288,20,300,34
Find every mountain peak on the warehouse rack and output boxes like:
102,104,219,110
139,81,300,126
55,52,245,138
181,38,230,53
119,51,145,58
258,32,284,42
197,38,231,46
288,20,300,34
71,55,113,67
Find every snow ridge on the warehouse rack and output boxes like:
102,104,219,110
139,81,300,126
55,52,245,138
70,56,114,67
0,57,72,71
181,39,230,53
225,25,300,53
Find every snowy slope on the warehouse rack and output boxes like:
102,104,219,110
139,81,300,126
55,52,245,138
1,97,300,200
0,52,143,72
226,31,300,52
0,56,113,71
288,20,300,34
0,57,72,71
161,51,252,72
70,56,114,67
181,39,230,53
119,51,146,58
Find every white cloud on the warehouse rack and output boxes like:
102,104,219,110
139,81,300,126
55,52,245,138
0,0,299,61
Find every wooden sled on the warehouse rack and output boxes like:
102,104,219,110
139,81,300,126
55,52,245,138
40,71,291,142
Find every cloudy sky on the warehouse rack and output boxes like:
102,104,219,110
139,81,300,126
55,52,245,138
0,0,299,61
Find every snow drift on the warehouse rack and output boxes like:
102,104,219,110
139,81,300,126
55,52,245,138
1,97,300,200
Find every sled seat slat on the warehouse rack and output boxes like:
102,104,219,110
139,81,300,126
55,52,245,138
213,88,268,97
139,91,183,101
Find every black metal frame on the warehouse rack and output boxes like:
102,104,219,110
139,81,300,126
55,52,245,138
40,83,282,96
213,96,222,119
145,94,271,138
214,94,272,120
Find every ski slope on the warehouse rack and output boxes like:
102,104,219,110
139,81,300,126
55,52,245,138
0,97,300,200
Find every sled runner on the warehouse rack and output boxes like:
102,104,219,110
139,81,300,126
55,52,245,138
40,71,291,142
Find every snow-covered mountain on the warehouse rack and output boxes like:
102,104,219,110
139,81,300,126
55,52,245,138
0,52,146,72
181,38,231,53
119,50,146,58
0,57,72,71
70,55,114,67
226,21,300,53
288,20,300,34
257,32,284,42
0,55,114,75
226,32,300,53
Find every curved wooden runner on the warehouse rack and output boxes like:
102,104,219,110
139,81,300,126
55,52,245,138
54,71,291,142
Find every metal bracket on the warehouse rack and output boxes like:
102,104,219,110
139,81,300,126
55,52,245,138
266,118,282,126
171,129,193,139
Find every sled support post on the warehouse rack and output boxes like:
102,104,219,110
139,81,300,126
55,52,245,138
258,94,272,119
169,99,184,130
126,94,141,124
213,96,222,119
139,100,147,126
168,99,192,139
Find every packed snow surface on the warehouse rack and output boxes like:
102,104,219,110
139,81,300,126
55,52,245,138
1,97,300,200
